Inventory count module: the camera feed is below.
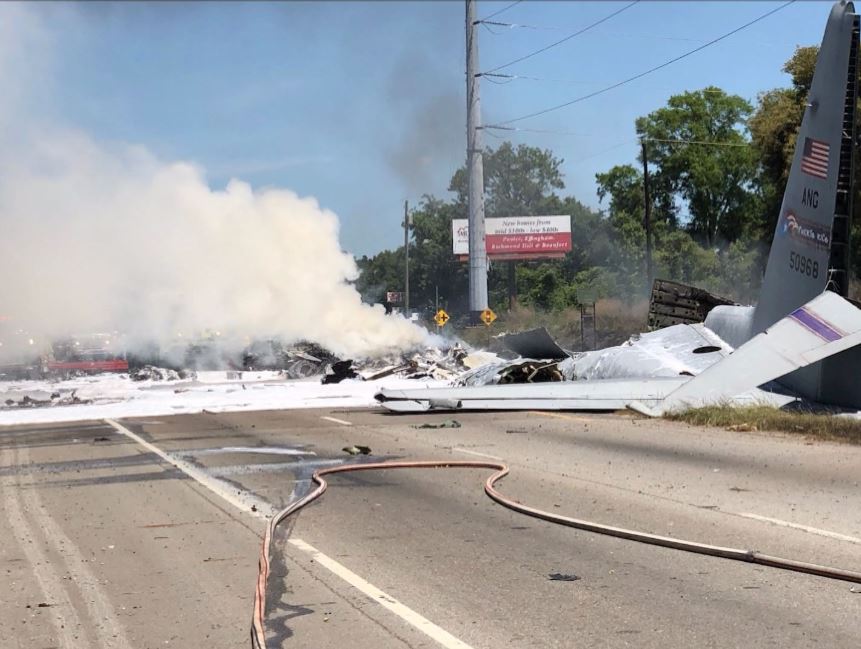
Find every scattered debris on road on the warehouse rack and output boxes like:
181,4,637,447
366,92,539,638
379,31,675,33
1,390,92,410
322,360,360,384
547,573,581,582
342,445,372,455
130,365,194,382
413,420,462,429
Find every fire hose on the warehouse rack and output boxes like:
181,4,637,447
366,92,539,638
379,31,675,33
251,460,861,648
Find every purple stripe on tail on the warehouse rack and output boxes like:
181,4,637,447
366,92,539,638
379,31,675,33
789,307,843,342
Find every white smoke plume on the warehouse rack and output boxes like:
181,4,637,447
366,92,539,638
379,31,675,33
0,5,429,360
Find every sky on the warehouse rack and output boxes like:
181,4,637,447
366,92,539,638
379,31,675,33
4,0,841,257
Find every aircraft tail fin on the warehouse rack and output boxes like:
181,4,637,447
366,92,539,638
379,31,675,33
752,1,859,336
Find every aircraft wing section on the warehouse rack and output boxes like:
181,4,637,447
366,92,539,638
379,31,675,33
376,378,687,412
658,291,861,413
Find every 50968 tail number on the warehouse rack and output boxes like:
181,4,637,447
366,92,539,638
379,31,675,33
789,251,819,279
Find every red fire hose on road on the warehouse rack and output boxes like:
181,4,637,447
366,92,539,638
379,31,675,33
251,460,861,649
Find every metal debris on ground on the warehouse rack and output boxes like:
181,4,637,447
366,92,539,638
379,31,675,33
322,360,360,384
242,339,335,377
130,365,186,382
548,573,581,582
413,420,461,429
497,327,570,360
342,445,372,456
1,390,92,410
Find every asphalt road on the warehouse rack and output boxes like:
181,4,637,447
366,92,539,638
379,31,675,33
1,407,859,648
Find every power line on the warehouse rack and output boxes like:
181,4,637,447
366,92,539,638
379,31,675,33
481,125,595,137
479,0,524,22
645,138,752,147
484,72,749,96
481,126,750,146
483,1,640,75
477,20,558,31
489,0,796,127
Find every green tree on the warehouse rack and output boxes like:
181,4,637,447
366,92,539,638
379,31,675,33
408,196,469,314
449,141,566,217
636,87,759,246
748,46,818,238
355,248,404,303
655,230,719,285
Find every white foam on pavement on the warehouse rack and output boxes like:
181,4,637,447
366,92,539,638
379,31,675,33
0,372,447,426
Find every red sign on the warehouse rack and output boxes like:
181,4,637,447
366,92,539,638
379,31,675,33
485,231,572,256
452,215,572,261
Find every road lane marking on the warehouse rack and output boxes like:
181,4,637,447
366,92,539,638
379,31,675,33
528,411,596,423
737,512,861,545
188,446,316,456
2,447,84,649
104,419,274,519
108,418,472,647
288,538,475,649
321,415,353,426
452,447,503,461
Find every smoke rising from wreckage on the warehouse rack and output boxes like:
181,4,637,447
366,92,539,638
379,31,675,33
4,1,861,422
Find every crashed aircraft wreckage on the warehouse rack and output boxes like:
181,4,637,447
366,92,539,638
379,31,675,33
377,1,861,416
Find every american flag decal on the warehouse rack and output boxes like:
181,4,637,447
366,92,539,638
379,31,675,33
801,137,830,179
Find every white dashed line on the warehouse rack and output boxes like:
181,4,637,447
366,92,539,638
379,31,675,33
452,447,503,461
736,512,861,544
288,538,475,649
321,415,353,426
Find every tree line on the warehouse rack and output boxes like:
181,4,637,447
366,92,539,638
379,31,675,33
357,47,860,318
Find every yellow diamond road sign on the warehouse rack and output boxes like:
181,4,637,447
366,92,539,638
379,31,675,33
480,308,497,325
434,309,450,327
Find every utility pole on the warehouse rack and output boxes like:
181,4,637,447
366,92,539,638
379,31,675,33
466,0,488,319
403,199,410,313
641,138,654,292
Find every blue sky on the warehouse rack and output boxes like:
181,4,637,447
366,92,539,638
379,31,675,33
23,1,837,256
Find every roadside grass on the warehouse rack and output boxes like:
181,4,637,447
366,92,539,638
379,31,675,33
667,405,861,444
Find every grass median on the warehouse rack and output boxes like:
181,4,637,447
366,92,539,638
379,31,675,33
666,405,861,444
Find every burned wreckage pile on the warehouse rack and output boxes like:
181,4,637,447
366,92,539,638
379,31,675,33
326,319,735,390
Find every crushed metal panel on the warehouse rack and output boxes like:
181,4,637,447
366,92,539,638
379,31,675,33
497,327,570,360
456,357,564,386
660,291,861,413
572,323,731,381
648,279,736,331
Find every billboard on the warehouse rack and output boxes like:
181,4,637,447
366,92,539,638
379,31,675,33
452,215,572,261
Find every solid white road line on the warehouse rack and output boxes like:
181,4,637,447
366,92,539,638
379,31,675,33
452,447,503,461
107,418,472,648
737,512,861,545
104,418,274,518
320,415,353,426
289,538,475,649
